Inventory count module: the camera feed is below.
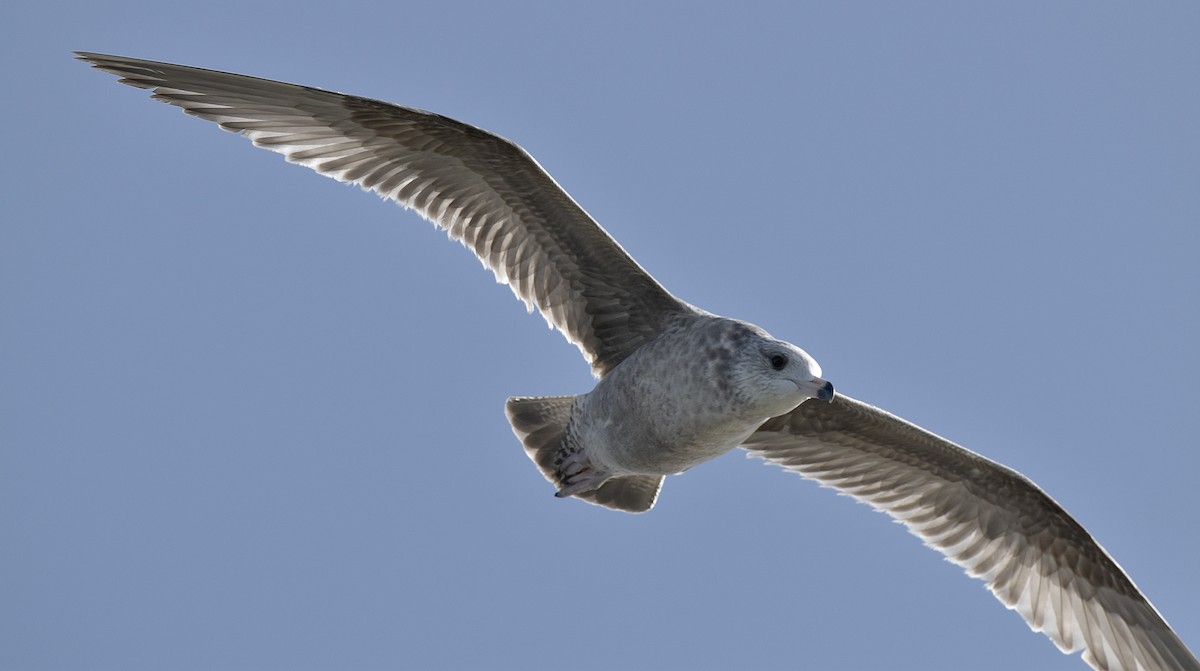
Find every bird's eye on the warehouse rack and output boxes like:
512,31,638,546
770,354,788,370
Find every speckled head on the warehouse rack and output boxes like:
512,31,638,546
716,321,834,419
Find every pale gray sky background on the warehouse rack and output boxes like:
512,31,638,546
3,2,1198,670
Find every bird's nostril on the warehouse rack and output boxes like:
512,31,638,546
818,381,835,402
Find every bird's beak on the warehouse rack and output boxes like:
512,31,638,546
798,377,835,402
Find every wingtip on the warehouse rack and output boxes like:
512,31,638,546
74,52,147,69
74,52,118,71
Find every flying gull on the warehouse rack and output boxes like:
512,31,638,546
77,52,1197,671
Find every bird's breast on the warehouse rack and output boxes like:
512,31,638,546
574,336,764,475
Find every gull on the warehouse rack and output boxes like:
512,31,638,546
77,52,1197,671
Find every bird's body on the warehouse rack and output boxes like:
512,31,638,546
511,316,831,509
78,52,1197,671
576,318,815,476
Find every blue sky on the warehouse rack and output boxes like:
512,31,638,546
3,2,1198,670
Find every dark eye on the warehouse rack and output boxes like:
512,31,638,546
770,353,788,371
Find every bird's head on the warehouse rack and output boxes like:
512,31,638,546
719,322,834,418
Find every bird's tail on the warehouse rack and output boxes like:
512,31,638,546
505,395,663,513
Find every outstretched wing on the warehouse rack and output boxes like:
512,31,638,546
743,394,1198,671
77,52,690,376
